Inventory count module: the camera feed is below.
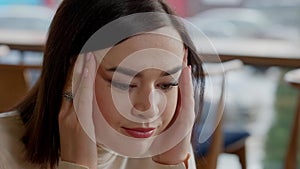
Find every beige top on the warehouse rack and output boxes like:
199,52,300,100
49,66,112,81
0,111,196,169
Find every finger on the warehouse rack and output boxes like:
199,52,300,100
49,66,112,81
72,53,86,95
182,48,188,67
73,52,97,142
178,65,195,121
74,52,96,114
178,47,194,116
60,60,76,117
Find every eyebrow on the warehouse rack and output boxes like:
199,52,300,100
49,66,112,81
106,66,182,77
161,66,182,76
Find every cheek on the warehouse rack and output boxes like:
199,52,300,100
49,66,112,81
95,76,121,127
161,89,178,123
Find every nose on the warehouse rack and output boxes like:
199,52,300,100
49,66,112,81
131,87,162,120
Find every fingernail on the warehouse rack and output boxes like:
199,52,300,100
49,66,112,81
86,52,92,61
83,67,89,78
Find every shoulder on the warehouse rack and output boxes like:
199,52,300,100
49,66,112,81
0,110,24,145
0,110,25,141
0,111,28,168
0,111,21,124
97,147,195,169
0,111,24,137
0,110,20,118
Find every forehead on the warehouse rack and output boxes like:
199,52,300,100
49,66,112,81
95,27,185,69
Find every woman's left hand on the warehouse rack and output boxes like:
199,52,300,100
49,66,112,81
152,51,195,167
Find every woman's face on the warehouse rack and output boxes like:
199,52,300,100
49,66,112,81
94,28,185,139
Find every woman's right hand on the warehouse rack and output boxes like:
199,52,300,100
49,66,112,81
59,52,98,169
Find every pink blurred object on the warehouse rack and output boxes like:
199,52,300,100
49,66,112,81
166,0,188,17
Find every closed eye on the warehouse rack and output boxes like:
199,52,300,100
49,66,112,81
157,82,178,91
111,81,137,91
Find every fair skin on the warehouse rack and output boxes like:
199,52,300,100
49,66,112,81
95,33,182,139
59,28,195,169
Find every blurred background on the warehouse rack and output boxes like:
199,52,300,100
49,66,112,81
165,0,300,169
0,0,299,169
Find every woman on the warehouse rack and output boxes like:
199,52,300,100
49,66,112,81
0,0,204,169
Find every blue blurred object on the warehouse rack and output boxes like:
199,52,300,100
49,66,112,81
195,99,250,169
196,129,250,156
0,5,54,32
0,0,42,5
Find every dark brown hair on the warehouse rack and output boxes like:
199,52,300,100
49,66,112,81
16,0,204,168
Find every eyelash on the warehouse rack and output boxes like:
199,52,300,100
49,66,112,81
157,83,179,91
111,81,136,91
110,81,178,91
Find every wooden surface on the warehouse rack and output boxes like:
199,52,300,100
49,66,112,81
0,63,41,112
285,69,300,88
196,60,244,169
0,29,46,52
284,69,300,169
199,38,300,67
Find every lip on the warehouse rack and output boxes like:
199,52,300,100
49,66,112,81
122,127,155,138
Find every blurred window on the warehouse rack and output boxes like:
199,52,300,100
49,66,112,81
0,17,49,32
0,5,54,33
187,0,300,41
